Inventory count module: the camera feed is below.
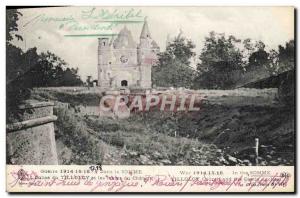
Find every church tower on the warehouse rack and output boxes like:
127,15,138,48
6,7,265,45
97,38,111,87
137,17,160,88
97,17,159,89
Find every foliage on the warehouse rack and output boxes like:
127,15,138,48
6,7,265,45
244,40,270,72
6,9,23,43
194,31,294,89
278,70,295,106
55,108,105,165
7,48,83,88
34,88,294,165
28,51,83,87
267,40,295,75
83,105,293,165
194,32,244,89
6,9,83,120
152,34,196,88
165,35,196,65
32,88,101,106
153,59,195,88
241,39,295,106
84,114,214,164
7,46,83,121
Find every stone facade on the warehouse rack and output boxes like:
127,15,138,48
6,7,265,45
97,18,160,89
6,101,58,165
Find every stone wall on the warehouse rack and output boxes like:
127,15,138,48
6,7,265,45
6,101,58,165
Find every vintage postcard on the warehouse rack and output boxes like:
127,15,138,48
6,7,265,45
6,6,295,193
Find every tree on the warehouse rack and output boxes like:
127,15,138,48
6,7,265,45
194,32,244,89
165,34,196,65
6,9,23,43
153,59,195,88
244,40,270,72
247,50,269,71
268,40,295,106
26,51,83,87
6,8,84,122
62,68,83,86
267,40,295,75
6,8,28,121
152,33,196,88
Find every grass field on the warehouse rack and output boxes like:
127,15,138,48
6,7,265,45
31,87,294,166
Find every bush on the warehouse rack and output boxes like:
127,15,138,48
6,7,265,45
278,70,295,106
55,108,105,165
31,89,101,106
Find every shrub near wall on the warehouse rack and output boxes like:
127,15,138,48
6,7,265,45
54,107,105,165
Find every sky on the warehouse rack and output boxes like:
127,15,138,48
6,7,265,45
12,6,294,81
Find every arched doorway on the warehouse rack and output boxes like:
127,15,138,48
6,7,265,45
121,80,128,87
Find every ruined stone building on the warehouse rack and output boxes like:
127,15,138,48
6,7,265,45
97,18,160,88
